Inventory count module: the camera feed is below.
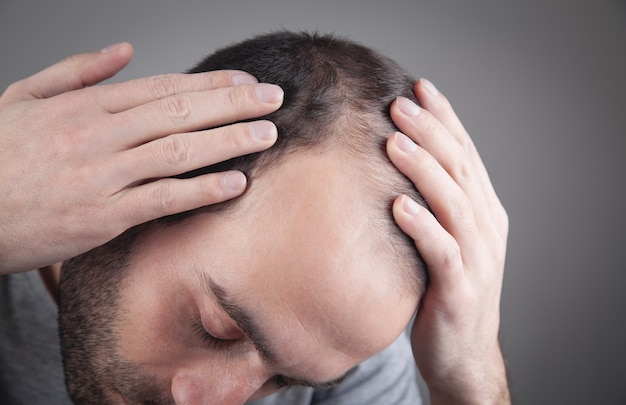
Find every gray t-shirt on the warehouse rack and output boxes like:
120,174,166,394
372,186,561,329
1,271,421,404
1,270,71,403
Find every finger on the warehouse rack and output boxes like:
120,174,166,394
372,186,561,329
94,70,259,114
391,96,475,190
112,120,277,184
391,91,505,236
110,83,284,148
4,42,133,101
392,195,465,300
413,79,509,237
416,82,500,187
387,132,481,248
115,171,248,227
412,79,492,191
391,96,491,226
413,79,468,146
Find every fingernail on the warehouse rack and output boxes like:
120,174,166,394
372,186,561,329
397,96,421,117
100,42,127,54
402,196,421,215
421,78,439,96
249,121,277,141
255,84,284,103
223,171,246,192
395,132,418,153
231,72,258,86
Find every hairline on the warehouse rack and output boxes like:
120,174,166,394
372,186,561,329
158,135,424,298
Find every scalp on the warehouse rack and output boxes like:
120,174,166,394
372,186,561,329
179,31,429,297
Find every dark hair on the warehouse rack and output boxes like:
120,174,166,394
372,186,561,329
173,31,428,296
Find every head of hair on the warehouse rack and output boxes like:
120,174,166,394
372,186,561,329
177,30,428,296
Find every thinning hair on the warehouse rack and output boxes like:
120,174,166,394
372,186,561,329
65,31,429,296
173,31,428,296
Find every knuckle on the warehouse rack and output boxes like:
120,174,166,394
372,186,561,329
461,136,476,154
198,176,225,201
58,54,82,70
159,134,191,168
3,80,25,97
206,70,232,88
225,87,248,110
453,159,473,184
439,242,462,270
148,74,180,99
152,181,176,212
450,193,473,220
226,126,249,149
163,94,192,122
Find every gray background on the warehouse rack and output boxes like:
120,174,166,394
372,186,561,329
1,1,625,404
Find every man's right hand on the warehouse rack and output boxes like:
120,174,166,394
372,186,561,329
0,42,283,274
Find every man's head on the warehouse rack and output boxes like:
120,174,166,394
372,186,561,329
59,31,427,404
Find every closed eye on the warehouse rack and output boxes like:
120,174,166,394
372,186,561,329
271,374,348,390
192,315,231,348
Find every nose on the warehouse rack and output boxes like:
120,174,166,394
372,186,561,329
170,357,269,405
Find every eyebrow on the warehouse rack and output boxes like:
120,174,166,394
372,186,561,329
199,273,348,389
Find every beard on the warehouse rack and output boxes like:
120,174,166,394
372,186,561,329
58,226,173,404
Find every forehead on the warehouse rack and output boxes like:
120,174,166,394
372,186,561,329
137,150,416,371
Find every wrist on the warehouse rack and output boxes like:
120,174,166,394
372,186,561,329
426,347,511,405
429,382,510,405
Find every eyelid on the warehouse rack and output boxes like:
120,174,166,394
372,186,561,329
272,374,347,390
192,315,229,347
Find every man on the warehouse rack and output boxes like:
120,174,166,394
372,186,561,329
1,31,510,404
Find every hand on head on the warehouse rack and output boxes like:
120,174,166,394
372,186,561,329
0,42,283,274
0,34,510,404
388,79,510,404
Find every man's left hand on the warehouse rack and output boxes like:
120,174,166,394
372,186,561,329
387,79,510,404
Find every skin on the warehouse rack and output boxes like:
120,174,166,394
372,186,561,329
58,151,418,404
1,40,509,403
388,79,510,404
0,42,283,274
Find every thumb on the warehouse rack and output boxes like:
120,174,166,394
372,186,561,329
6,42,134,101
